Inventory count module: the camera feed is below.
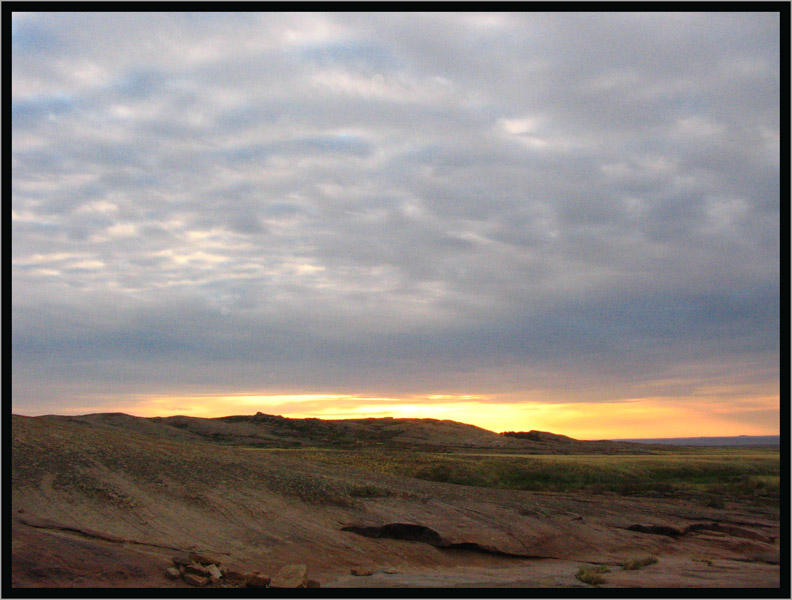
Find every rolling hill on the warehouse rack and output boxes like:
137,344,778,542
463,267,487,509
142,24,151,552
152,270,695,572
39,411,650,454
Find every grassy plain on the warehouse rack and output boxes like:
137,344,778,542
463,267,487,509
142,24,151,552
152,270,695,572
266,446,780,505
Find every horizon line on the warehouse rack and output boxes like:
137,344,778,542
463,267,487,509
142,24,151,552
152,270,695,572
10,410,780,443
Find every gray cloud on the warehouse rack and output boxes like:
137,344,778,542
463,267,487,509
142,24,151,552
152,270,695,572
11,11,780,419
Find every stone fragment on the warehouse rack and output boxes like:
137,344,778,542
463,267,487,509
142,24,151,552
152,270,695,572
351,567,374,576
183,563,209,577
270,564,307,588
223,569,249,584
306,579,321,588
183,573,209,587
164,567,181,580
206,564,223,583
245,572,271,587
171,553,193,566
190,551,223,566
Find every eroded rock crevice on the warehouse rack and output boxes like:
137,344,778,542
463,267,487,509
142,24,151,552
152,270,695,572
342,523,539,558
626,522,774,543
17,516,184,551
626,524,684,537
342,523,443,546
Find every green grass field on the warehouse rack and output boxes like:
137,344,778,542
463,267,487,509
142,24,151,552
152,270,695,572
267,446,780,504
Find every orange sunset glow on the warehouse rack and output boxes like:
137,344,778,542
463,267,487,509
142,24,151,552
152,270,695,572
35,390,780,441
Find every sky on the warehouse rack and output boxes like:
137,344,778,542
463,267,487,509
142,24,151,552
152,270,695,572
11,11,781,439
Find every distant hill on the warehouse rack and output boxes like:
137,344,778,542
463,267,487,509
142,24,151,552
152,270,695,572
501,430,576,443
612,435,780,447
31,412,653,454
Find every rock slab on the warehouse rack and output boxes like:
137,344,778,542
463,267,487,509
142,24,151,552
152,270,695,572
182,563,208,577
270,564,307,588
183,573,209,587
190,552,223,566
245,572,272,587
171,553,193,566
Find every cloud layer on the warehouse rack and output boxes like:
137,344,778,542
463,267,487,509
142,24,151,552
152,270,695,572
11,12,780,430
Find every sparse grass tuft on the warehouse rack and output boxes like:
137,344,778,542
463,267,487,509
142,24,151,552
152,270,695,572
575,565,610,585
622,556,658,570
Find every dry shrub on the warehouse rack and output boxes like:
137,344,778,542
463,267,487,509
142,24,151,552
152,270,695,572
575,565,610,585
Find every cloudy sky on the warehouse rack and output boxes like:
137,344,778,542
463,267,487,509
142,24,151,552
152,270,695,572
11,11,780,438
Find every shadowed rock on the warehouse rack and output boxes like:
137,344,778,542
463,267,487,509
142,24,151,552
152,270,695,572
343,523,444,546
245,572,271,587
183,573,208,586
627,524,684,537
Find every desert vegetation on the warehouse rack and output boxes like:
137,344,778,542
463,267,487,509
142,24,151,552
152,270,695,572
575,565,610,585
268,447,780,505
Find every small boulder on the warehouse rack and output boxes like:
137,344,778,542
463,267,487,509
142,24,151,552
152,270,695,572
223,569,249,584
183,563,209,577
270,564,308,588
205,564,223,583
171,553,193,566
183,573,209,587
164,567,181,580
351,567,374,576
245,572,271,587
307,579,321,588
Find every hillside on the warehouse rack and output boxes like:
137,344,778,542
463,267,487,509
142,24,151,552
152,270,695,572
40,411,650,454
10,414,781,589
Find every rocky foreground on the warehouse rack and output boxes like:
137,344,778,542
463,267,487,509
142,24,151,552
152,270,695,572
10,414,782,589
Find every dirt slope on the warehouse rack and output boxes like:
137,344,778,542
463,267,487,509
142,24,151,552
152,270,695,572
10,414,782,589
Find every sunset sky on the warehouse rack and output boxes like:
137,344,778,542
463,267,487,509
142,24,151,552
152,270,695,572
11,11,780,439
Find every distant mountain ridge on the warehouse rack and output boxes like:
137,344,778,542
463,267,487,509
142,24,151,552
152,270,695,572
29,412,653,454
612,435,780,447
